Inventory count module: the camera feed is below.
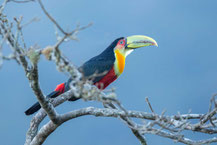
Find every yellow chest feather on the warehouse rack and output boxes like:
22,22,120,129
114,49,126,75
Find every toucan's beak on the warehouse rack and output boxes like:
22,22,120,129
126,35,158,49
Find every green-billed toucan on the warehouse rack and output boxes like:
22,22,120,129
25,35,158,115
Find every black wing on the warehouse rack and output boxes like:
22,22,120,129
79,56,114,83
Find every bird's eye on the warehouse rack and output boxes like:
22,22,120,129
119,40,124,44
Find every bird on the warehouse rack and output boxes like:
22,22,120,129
25,35,158,115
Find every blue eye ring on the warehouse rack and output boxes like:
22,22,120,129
119,40,124,44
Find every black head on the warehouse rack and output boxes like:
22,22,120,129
100,37,124,55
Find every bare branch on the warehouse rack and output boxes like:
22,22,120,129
0,10,60,124
29,106,217,145
142,127,217,145
8,0,35,3
37,0,66,35
145,97,155,114
0,0,9,14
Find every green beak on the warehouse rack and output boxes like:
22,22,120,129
126,35,158,49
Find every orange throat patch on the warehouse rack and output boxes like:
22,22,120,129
114,49,126,75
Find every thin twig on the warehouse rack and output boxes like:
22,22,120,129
145,97,155,113
37,0,66,34
8,0,35,3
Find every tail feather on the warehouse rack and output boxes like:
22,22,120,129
25,80,81,116
25,91,60,116
25,102,41,116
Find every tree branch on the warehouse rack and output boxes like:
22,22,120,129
29,106,217,145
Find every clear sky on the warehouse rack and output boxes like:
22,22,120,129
1,0,217,145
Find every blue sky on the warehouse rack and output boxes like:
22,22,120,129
1,0,217,145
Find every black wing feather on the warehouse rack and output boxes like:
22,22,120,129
79,56,114,83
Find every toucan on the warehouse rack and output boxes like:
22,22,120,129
25,35,158,115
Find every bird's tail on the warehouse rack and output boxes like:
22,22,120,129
25,102,41,115
25,91,60,116
25,82,80,116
